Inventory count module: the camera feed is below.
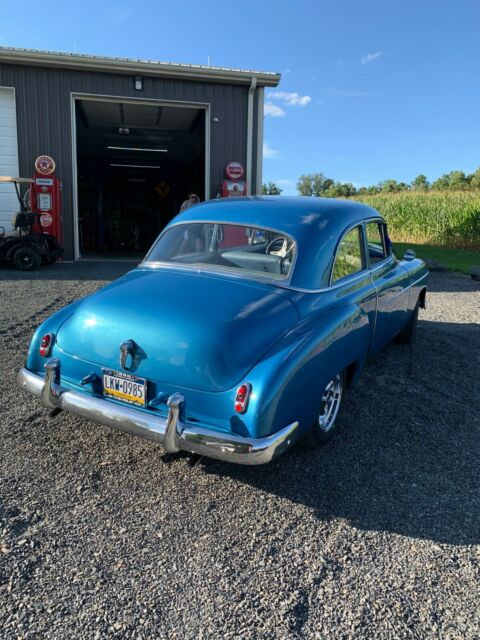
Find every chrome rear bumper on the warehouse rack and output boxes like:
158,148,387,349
17,360,299,465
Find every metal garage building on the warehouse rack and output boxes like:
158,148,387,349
0,47,280,260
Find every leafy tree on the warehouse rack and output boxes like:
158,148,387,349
447,171,469,190
295,166,480,197
431,171,469,191
431,174,450,190
357,185,380,195
324,182,357,198
378,179,409,193
412,174,429,190
468,167,480,189
262,182,282,195
297,173,334,196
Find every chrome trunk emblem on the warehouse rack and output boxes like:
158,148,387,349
120,339,136,370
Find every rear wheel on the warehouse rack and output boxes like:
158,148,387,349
13,246,41,271
304,371,345,446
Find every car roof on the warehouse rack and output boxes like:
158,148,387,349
169,196,384,289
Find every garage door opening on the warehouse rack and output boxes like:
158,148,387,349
74,97,206,259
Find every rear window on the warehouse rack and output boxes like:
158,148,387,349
145,222,296,280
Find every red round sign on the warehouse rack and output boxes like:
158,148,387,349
225,161,244,180
40,213,53,228
35,155,56,175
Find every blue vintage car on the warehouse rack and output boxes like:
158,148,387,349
18,197,428,465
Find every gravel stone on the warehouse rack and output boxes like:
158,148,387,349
1,262,479,639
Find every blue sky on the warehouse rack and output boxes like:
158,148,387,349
1,0,480,194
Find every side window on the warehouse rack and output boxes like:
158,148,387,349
365,221,387,264
332,226,364,282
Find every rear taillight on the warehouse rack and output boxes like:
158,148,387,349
39,333,53,357
235,383,251,414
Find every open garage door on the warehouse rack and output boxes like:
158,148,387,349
74,97,206,259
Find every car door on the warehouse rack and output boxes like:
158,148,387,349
330,223,377,351
365,220,410,353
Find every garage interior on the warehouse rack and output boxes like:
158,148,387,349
75,98,205,258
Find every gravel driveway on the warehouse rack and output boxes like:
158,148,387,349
1,263,479,639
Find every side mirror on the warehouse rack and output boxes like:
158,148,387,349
403,249,416,261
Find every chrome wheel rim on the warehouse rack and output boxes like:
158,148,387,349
318,374,343,432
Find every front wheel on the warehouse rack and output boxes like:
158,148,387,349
304,371,345,447
13,246,41,271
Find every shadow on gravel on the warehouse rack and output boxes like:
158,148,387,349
209,318,480,546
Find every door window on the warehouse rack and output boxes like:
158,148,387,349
365,222,387,264
332,226,364,282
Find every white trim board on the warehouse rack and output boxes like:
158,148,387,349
0,87,20,231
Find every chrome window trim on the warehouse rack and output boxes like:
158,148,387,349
328,221,367,286
363,219,388,267
142,219,299,286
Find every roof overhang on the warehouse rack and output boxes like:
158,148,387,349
0,47,281,87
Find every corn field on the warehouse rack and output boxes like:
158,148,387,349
352,191,480,250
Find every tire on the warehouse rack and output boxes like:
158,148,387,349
13,246,41,271
395,300,419,345
304,371,345,447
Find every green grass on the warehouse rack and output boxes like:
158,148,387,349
393,242,480,274
353,191,480,250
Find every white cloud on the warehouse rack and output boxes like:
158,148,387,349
264,102,286,118
263,143,279,159
326,88,369,97
268,91,311,107
360,51,382,65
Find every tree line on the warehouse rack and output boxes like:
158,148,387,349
262,167,480,197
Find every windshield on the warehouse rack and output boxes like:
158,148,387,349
145,222,296,280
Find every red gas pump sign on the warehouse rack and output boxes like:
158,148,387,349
32,155,63,243
222,161,246,197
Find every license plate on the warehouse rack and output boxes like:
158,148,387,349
102,369,147,407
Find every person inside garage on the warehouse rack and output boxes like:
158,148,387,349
179,193,200,213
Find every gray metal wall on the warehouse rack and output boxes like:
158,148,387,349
0,62,256,259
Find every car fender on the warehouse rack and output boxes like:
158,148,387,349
403,258,429,310
6,241,40,260
246,302,372,438
26,300,84,372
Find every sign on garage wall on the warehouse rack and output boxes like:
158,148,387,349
0,87,20,231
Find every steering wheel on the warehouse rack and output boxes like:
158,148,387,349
266,236,294,259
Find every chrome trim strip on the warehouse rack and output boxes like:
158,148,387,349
17,364,300,466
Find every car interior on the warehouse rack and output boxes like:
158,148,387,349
147,223,296,279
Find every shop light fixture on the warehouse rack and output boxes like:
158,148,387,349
134,75,143,91
107,146,168,152
110,163,160,169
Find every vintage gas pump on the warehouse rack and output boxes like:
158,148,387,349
31,155,63,244
222,161,247,197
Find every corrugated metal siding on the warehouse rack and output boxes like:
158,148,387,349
0,63,254,259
